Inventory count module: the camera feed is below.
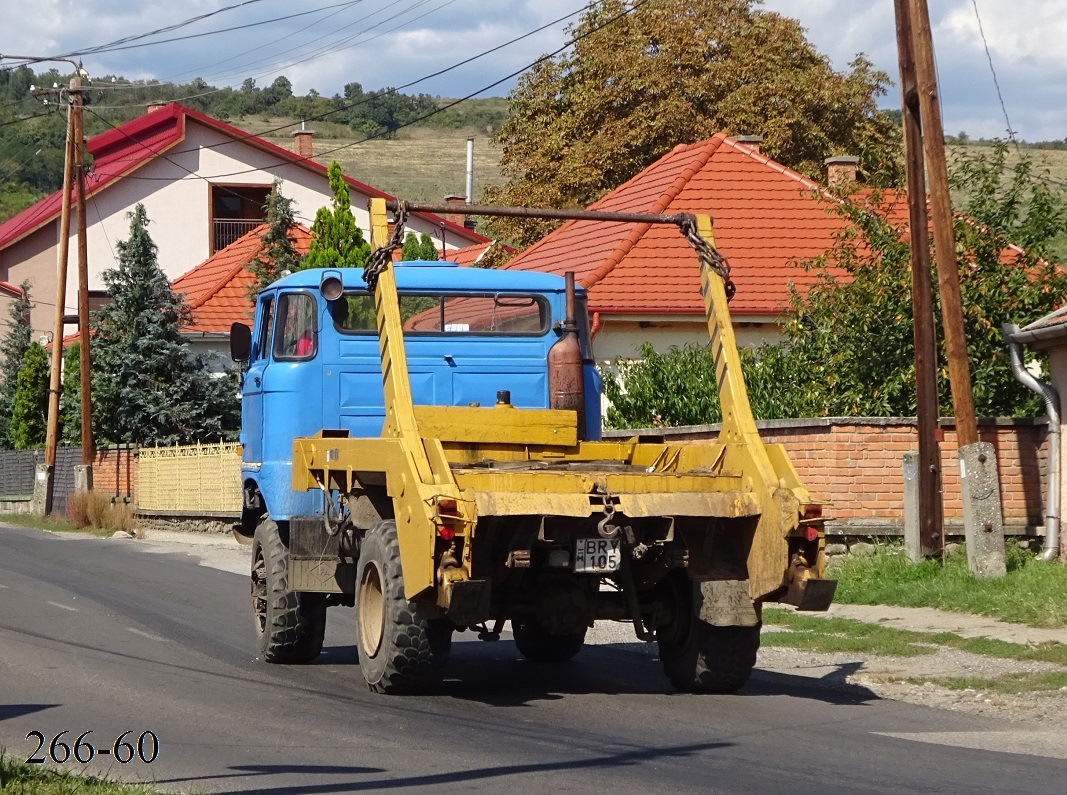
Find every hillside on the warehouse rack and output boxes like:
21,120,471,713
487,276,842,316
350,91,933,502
257,123,505,204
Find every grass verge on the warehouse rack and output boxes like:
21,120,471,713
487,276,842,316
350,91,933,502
0,513,82,534
829,542,1067,629
907,671,1067,694
0,752,160,794
763,608,1067,667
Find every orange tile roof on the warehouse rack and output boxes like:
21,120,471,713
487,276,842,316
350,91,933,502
174,224,312,333
446,241,496,267
503,134,856,319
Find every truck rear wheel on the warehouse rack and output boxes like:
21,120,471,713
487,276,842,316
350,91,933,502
355,519,451,693
656,575,760,693
252,517,327,664
512,620,585,662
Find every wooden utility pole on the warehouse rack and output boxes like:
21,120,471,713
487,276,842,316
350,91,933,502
72,78,93,480
40,73,79,515
895,0,1006,576
906,0,979,447
894,0,944,557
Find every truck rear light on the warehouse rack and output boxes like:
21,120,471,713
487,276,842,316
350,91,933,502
803,504,823,520
803,525,819,542
437,497,459,517
438,524,456,541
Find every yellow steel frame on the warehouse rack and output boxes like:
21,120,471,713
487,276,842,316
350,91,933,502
292,202,815,601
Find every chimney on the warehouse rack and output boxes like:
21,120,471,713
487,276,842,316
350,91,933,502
825,155,860,187
292,124,314,159
444,194,467,228
146,101,167,112
735,135,763,153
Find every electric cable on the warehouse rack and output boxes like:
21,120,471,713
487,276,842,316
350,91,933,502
969,0,1017,145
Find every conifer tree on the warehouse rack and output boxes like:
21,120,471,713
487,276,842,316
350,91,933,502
247,179,301,299
10,341,48,449
60,341,81,445
401,232,439,261
90,205,240,446
303,161,370,270
0,280,32,447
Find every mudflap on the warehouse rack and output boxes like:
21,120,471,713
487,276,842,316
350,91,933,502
697,579,761,627
445,579,491,627
288,516,355,594
792,578,838,611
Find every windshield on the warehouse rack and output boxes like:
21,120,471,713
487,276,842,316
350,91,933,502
331,292,549,336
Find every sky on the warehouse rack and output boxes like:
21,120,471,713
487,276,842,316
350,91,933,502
1,0,1064,141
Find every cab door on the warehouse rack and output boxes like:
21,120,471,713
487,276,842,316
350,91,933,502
242,293,274,466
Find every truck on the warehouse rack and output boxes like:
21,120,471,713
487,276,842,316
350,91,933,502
229,198,836,694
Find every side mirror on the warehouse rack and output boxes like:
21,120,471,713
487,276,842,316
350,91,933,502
230,322,252,362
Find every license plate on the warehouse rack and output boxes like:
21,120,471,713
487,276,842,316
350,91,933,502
574,538,621,573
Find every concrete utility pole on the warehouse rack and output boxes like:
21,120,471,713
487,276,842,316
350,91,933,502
895,0,1006,576
894,0,944,560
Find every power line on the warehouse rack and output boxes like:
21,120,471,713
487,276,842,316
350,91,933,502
65,1,365,59
970,0,1017,145
51,0,272,60
110,0,651,183
93,2,593,159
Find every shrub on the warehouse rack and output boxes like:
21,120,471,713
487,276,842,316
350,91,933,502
84,490,112,529
65,490,90,528
104,501,136,536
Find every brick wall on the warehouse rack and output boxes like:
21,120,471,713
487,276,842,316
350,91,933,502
91,445,137,502
605,418,1049,533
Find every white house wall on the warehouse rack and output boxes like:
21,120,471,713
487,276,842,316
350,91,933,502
591,314,783,364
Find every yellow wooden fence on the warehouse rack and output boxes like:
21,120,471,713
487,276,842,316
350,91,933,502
138,442,242,513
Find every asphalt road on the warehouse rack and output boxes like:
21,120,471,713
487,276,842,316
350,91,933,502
2,523,1065,795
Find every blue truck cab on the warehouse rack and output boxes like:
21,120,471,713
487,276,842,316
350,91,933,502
231,260,601,531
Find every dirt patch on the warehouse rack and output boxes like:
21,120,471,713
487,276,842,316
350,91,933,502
758,643,1067,728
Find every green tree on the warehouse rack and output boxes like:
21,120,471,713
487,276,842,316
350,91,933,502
601,144,1067,427
10,341,48,449
303,161,371,270
0,280,32,447
401,232,438,261
487,0,901,247
247,180,301,299
90,205,240,445
59,341,81,445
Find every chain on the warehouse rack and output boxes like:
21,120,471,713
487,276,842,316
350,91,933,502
363,200,409,291
677,214,736,301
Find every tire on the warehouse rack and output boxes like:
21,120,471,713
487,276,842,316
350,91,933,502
512,620,585,663
355,519,452,693
251,517,327,664
656,574,760,693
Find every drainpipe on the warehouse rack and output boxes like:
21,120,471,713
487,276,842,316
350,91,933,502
1003,323,1060,561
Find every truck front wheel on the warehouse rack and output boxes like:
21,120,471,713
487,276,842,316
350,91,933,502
512,620,585,662
656,575,759,693
355,519,451,693
251,517,327,663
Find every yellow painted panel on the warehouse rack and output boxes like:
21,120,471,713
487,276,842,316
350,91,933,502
413,405,577,446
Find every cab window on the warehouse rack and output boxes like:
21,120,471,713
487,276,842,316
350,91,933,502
274,292,317,360
254,296,274,361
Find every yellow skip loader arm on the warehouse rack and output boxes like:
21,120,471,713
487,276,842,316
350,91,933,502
292,199,832,609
